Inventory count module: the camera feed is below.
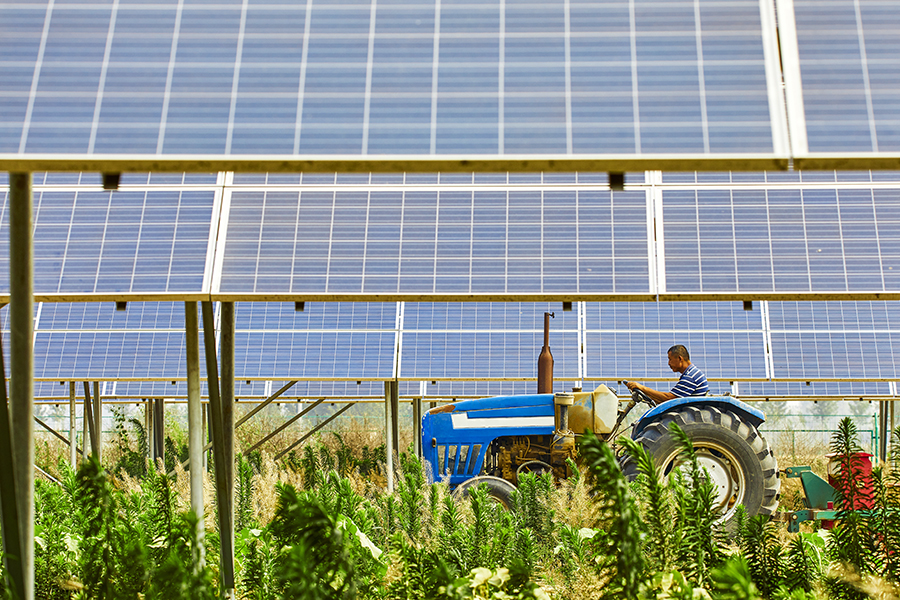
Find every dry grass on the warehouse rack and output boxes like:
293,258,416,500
767,430,832,513
548,471,600,530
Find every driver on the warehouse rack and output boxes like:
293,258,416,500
625,344,709,404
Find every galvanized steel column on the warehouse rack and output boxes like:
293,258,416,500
185,302,205,562
201,301,234,593
69,382,76,468
9,171,34,600
220,302,235,530
384,381,394,493
413,396,422,458
93,381,102,461
0,312,25,600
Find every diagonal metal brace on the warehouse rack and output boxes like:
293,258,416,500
275,403,355,461
33,416,84,455
244,398,326,456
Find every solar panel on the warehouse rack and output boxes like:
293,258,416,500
234,331,395,379
236,301,396,331
661,188,900,294
766,301,900,379
403,301,578,330
739,381,892,397
0,189,215,295
217,188,651,296
584,330,767,380
399,330,579,379
1,0,783,158
792,0,900,153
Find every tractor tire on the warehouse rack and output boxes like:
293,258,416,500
620,406,780,526
451,475,517,510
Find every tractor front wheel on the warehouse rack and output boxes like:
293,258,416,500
621,406,780,526
451,475,517,509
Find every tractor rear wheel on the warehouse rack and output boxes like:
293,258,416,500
620,406,779,526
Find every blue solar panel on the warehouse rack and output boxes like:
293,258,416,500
739,381,892,397
588,301,762,331
0,189,214,295
236,301,396,331
766,301,900,380
37,301,185,330
767,301,900,330
234,331,395,379
794,0,900,152
403,302,578,331
769,331,899,379
584,330,767,380
218,189,650,295
1,0,779,156
662,188,900,293
33,331,192,380
399,330,579,379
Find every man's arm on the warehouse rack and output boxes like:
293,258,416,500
625,381,676,404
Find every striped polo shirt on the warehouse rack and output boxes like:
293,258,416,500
671,364,709,397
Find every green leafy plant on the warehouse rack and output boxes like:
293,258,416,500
578,430,645,599
75,456,149,599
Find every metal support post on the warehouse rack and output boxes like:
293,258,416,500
390,380,400,458
891,399,897,456
384,382,394,493
69,382,77,468
145,399,153,460
413,396,422,458
83,382,97,457
154,398,166,463
0,320,25,600
220,302,235,513
203,403,209,472
201,301,234,594
84,381,100,458
185,302,204,563
83,394,90,458
9,171,34,600
93,381,102,461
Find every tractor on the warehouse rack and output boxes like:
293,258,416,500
420,315,780,525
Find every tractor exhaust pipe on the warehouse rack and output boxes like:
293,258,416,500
537,312,554,393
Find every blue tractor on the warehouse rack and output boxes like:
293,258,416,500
422,378,780,526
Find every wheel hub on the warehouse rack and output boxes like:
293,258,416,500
662,443,746,521
696,449,738,514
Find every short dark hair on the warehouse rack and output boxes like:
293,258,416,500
667,345,690,361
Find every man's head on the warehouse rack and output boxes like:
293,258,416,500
667,344,691,373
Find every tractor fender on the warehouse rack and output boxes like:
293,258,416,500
631,395,765,439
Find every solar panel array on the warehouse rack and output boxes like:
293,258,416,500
4,0,900,405
11,296,900,400
0,0,785,157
